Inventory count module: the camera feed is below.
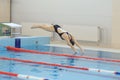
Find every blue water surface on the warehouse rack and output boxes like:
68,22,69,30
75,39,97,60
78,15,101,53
0,45,120,80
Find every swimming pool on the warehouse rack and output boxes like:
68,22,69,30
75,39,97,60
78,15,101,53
0,45,120,80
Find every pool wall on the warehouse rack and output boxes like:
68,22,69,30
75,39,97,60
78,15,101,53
0,36,50,50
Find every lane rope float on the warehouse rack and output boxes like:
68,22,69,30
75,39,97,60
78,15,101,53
0,71,48,80
6,46,120,63
0,57,120,76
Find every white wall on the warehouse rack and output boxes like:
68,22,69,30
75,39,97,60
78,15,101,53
11,0,112,47
112,0,120,49
0,0,10,22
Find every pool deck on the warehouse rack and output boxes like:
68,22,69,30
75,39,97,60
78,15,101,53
50,40,120,54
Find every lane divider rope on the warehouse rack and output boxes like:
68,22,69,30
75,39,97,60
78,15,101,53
0,71,48,80
0,57,120,76
6,46,120,63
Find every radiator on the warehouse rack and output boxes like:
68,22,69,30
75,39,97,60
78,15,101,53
62,25,101,42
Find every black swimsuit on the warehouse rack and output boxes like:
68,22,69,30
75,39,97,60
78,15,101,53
53,24,75,45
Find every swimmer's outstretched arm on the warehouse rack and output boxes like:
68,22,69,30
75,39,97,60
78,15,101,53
31,24,48,29
31,24,54,32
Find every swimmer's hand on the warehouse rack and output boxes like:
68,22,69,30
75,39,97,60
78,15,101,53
31,26,34,29
31,26,37,29
31,24,40,29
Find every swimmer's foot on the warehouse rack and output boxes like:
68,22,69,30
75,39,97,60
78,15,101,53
73,52,84,56
73,52,77,55
80,52,84,56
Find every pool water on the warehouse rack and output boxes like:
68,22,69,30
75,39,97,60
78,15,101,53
0,45,120,80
